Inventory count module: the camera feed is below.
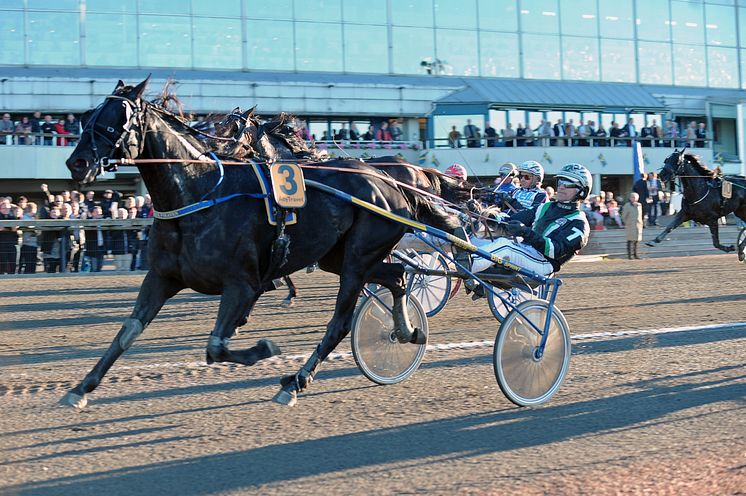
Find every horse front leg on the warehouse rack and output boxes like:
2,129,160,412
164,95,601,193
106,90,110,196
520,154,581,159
646,210,687,247
366,260,426,345
60,271,184,409
708,222,735,252
273,265,366,407
281,276,297,308
206,283,281,366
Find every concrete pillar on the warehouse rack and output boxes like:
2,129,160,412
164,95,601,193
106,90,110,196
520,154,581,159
738,103,746,176
592,173,601,196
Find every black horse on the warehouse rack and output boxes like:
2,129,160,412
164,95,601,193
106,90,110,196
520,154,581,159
62,77,466,409
648,149,746,253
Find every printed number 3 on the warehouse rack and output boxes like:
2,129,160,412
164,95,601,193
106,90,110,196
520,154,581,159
278,165,298,195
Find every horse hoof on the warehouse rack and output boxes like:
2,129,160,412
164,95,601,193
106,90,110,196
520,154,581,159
281,299,294,308
644,242,656,247
739,251,746,262
272,388,297,407
258,338,281,358
726,245,736,252
410,328,427,345
59,391,87,410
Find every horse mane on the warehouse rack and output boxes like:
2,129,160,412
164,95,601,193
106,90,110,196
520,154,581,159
684,153,717,178
150,80,186,120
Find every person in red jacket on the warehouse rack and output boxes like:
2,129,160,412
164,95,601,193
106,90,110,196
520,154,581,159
376,121,392,141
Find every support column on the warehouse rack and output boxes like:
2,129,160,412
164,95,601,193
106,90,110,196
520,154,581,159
738,103,746,176
592,173,601,196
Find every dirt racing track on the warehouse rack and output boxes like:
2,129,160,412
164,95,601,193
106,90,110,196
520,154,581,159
1,255,745,495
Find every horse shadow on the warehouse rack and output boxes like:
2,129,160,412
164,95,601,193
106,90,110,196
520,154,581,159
8,363,744,495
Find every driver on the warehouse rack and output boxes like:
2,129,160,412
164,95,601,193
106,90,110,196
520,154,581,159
470,163,592,278
493,162,518,195
498,160,548,211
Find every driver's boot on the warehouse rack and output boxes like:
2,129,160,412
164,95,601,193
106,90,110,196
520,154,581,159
450,227,472,276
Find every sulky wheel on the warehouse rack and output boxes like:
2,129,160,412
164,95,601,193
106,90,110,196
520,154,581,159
493,299,571,407
487,285,536,323
406,251,452,317
737,227,746,263
351,288,428,385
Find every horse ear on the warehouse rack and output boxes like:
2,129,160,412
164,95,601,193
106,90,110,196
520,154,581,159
113,80,125,93
231,106,241,114
132,74,151,99
244,105,257,118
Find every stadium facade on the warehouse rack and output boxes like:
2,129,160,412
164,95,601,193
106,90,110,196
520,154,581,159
2,0,746,196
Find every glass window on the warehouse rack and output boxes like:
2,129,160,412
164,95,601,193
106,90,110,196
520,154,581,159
705,4,737,45
343,24,388,73
638,41,672,84
522,33,560,79
343,0,387,24
139,15,191,68
434,115,483,145
707,46,739,87
673,44,706,86
86,13,138,66
435,0,477,29
636,0,671,41
191,0,240,17
28,0,79,10
478,0,517,32
436,29,478,76
599,0,633,39
741,48,746,88
560,0,598,37
139,0,185,15
507,110,525,129
392,26,435,74
246,0,293,19
0,1,24,8
600,39,635,82
27,12,80,65
488,110,507,138
562,36,599,81
295,22,342,72
294,0,341,22
519,0,559,34
0,11,24,65
671,0,705,44
87,0,137,13
246,20,294,70
391,0,434,27
192,17,242,69
479,31,519,77
527,111,544,132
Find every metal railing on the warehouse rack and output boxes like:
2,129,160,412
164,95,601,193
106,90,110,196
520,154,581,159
433,135,713,149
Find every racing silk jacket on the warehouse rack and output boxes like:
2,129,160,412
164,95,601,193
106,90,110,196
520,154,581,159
509,201,590,272
508,186,548,210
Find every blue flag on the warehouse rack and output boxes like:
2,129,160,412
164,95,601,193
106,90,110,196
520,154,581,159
632,141,644,183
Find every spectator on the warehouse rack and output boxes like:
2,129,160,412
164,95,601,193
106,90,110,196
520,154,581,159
83,206,105,272
502,123,516,147
0,113,15,144
128,206,140,270
610,121,624,146
375,121,392,142
54,118,69,146
362,125,374,141
40,115,55,146
650,119,662,147
15,116,33,145
19,202,39,274
605,192,623,228
589,194,608,230
686,121,697,147
552,118,565,146
484,121,497,147
632,173,648,221
30,111,43,145
349,123,360,141
660,191,671,217
100,189,119,219
564,119,576,146
544,185,555,201
64,113,80,145
463,119,481,148
646,172,663,226
388,120,402,141
535,120,552,146
576,120,589,146
68,201,84,272
40,204,62,273
83,190,96,215
515,123,527,147
595,122,607,146
0,198,18,273
447,125,461,148
622,192,644,259
663,120,678,147
138,194,153,270
639,121,652,147
111,208,131,271
621,118,637,147
696,122,707,148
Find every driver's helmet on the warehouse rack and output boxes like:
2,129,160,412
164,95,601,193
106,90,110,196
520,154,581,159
556,163,593,201
517,160,544,183
444,163,468,181
498,162,517,178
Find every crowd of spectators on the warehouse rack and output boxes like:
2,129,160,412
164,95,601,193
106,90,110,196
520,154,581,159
446,119,710,149
0,112,81,146
0,184,153,275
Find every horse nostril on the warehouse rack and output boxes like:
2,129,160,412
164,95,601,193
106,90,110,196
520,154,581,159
74,159,88,169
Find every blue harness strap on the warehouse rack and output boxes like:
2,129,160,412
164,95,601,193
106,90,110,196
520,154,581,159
153,192,268,220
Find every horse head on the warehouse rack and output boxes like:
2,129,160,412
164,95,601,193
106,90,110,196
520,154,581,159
66,76,150,183
659,146,688,183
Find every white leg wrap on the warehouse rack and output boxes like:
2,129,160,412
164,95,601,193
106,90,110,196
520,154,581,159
118,318,144,350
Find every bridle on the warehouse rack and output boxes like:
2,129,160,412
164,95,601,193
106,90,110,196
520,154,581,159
662,150,711,205
83,94,145,173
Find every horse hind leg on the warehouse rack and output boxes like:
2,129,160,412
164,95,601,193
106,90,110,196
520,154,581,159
280,276,297,307
367,260,426,344
60,272,184,410
205,284,281,367
708,222,735,252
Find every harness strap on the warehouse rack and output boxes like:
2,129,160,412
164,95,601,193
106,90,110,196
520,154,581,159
153,192,267,220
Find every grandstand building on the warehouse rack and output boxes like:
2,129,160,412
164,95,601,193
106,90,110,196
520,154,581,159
2,0,746,197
